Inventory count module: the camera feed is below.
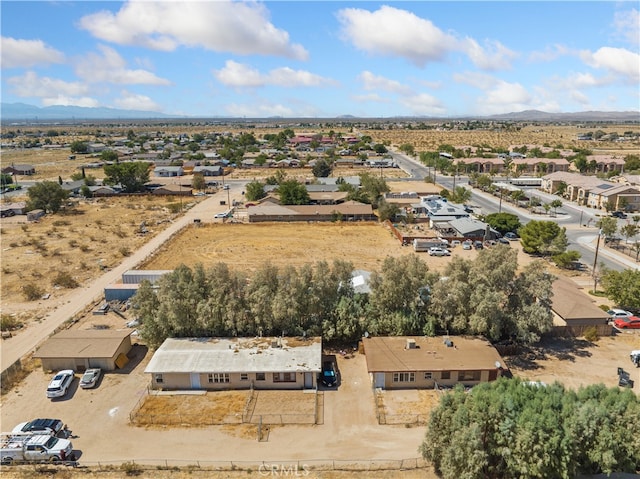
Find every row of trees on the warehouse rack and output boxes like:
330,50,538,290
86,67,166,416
132,247,555,349
421,379,640,477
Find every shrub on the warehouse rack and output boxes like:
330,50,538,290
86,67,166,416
599,304,610,312
53,271,79,289
120,461,143,476
119,247,131,257
23,283,44,301
1,314,22,331
583,326,599,342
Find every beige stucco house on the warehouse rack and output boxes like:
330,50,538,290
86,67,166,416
363,336,504,390
145,336,322,390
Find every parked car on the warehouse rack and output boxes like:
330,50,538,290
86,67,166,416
611,211,627,219
12,419,65,437
613,316,640,329
462,241,472,250
607,309,633,320
450,240,461,248
222,184,230,190
321,361,337,387
497,238,510,245
80,368,102,389
630,350,640,368
504,232,519,241
428,247,451,257
474,240,484,250
46,370,74,399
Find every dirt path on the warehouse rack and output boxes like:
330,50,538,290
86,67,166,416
1,188,240,372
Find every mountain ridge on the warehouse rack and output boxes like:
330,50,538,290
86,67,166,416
1,102,638,122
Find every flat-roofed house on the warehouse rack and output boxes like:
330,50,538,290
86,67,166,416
145,336,322,390
363,336,504,390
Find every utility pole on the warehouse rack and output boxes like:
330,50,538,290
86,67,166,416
592,230,602,292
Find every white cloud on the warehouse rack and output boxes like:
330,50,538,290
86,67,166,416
528,44,571,62
214,60,335,88
459,38,517,71
337,6,514,70
42,96,99,108
358,71,412,95
452,71,497,90
1,37,65,68
113,90,162,111
475,81,532,114
224,101,295,118
337,6,455,67
399,93,446,116
7,71,90,98
580,47,640,83
570,90,590,106
75,45,171,85
613,8,640,45
78,1,308,60
352,93,390,103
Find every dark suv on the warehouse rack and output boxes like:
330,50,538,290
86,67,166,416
612,211,627,219
321,361,337,387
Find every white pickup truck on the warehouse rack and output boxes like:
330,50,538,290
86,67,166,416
0,433,74,464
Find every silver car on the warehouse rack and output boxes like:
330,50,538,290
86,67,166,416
80,368,102,389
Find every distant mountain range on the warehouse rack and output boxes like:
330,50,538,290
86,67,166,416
1,102,638,122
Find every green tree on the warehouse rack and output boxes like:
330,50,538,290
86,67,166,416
596,216,618,240
373,143,388,155
103,161,150,193
277,180,310,205
191,173,206,191
601,269,640,310
519,220,568,256
449,186,472,204
26,181,69,213
376,198,400,221
620,224,638,244
80,184,93,198
552,250,581,269
550,199,563,215
358,172,389,207
100,150,119,162
312,158,332,178
1,173,13,187
69,141,88,154
245,180,266,202
399,143,415,156
485,212,521,235
368,255,437,335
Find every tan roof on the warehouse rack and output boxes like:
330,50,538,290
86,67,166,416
307,191,349,202
33,329,131,359
551,276,610,321
363,336,504,372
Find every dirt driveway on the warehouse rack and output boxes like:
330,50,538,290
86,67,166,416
0,348,425,466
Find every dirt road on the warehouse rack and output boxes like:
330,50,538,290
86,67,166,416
1,187,242,373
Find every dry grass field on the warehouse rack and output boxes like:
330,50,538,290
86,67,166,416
0,195,201,317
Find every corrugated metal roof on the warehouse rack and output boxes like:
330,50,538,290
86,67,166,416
144,337,322,374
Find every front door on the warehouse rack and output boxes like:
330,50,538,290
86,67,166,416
190,373,201,389
304,372,313,388
374,373,385,389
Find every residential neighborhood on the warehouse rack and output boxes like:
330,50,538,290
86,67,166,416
1,120,639,477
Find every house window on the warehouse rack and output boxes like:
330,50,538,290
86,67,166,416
256,372,265,381
424,372,433,380
392,372,415,383
273,372,296,383
440,371,451,380
208,373,230,384
458,371,481,381
154,374,163,384
240,373,248,381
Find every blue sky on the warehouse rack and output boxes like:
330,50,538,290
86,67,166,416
1,1,638,118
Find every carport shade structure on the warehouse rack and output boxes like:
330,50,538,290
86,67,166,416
33,329,132,372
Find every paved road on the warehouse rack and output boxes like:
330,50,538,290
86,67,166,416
1,187,242,373
390,148,639,272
